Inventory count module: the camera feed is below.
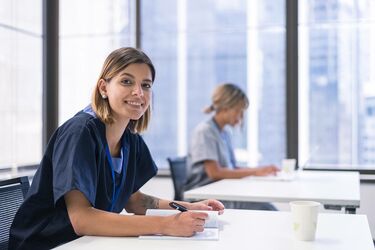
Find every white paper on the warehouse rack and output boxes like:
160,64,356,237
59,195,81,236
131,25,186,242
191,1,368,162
245,171,297,181
145,209,219,228
139,209,219,241
139,228,219,241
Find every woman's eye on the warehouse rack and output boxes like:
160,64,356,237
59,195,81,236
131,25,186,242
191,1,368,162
142,83,152,89
121,79,132,85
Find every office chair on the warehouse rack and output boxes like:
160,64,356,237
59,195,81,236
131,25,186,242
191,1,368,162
0,176,30,250
167,156,187,201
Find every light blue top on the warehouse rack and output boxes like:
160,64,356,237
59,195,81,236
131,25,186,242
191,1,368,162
186,118,236,189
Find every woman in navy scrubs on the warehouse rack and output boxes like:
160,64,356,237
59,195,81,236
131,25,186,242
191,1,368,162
9,47,224,250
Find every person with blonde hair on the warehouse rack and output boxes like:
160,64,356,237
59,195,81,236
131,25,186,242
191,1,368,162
9,47,224,250
186,83,278,210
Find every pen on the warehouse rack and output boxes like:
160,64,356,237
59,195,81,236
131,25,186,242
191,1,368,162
169,202,188,212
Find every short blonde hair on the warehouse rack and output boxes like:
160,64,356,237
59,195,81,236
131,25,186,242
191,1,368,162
92,47,155,133
204,83,249,113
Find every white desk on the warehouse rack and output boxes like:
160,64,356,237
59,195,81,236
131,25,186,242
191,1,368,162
55,210,373,250
184,171,360,213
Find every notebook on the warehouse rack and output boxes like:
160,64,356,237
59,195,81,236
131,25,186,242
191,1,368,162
139,209,219,241
247,147,320,182
247,159,297,181
247,170,297,182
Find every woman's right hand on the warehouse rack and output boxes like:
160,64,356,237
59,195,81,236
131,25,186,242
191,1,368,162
254,165,279,176
161,211,208,237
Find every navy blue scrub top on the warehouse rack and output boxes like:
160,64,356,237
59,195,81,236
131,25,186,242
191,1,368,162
9,110,158,250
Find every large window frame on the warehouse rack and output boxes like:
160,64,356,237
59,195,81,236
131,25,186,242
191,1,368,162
39,0,375,175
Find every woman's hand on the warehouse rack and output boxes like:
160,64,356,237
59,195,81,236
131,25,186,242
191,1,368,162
161,211,208,237
254,165,279,176
185,199,225,215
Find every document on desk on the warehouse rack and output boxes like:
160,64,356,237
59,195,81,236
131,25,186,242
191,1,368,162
246,171,297,181
139,209,219,241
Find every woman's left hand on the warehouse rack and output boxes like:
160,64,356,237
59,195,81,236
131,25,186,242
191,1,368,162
187,199,225,215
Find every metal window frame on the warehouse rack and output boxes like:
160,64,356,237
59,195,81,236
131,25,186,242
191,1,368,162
135,0,141,48
286,0,299,167
42,0,59,151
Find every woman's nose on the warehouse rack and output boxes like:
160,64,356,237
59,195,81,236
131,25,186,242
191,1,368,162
132,84,144,96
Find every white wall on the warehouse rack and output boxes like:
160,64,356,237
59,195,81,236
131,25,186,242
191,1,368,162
142,176,375,240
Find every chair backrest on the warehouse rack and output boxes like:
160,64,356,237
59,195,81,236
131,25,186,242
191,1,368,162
0,176,30,250
167,156,187,201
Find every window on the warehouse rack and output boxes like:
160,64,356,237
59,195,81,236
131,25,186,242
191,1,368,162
4,1,373,174
140,0,179,166
0,0,42,168
299,0,375,170
59,0,135,123
142,0,286,168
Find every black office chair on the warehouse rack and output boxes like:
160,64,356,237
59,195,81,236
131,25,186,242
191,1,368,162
167,156,187,201
0,176,30,250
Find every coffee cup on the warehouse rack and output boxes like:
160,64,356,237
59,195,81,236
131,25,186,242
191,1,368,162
282,159,296,173
290,200,321,241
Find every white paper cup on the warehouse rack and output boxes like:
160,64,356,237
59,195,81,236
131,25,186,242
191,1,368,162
290,201,321,241
282,159,296,173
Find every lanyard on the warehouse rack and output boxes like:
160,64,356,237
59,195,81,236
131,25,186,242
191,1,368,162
105,144,127,212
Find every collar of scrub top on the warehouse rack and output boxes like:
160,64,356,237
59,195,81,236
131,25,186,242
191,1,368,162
105,142,128,212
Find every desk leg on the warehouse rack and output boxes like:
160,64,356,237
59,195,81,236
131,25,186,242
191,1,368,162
324,205,356,214
323,204,341,211
345,207,356,214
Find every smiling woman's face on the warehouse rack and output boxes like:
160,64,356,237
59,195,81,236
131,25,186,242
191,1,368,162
99,63,153,123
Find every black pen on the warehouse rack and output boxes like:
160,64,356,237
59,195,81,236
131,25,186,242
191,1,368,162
169,202,188,212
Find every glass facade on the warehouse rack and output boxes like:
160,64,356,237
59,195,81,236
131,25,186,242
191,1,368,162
140,0,179,165
142,0,286,168
0,0,42,167
0,1,374,172
59,0,135,122
299,0,375,169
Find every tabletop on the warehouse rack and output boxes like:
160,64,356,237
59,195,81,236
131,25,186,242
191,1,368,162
184,170,360,212
55,209,373,250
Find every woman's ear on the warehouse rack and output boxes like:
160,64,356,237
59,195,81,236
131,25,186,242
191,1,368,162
98,79,107,96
